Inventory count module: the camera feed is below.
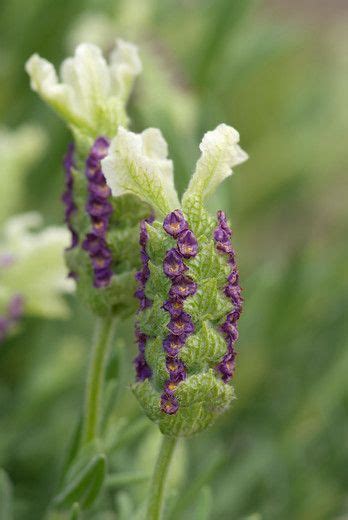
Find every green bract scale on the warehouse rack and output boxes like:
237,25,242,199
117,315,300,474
102,123,248,436
26,40,151,317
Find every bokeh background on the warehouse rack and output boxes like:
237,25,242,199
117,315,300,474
1,0,347,518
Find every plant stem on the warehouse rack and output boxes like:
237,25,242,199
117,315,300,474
146,435,177,520
82,316,116,445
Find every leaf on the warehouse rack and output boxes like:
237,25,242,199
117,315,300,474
106,471,150,489
184,279,232,322
53,452,106,510
145,261,171,301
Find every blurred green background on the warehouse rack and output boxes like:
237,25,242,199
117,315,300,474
1,0,347,518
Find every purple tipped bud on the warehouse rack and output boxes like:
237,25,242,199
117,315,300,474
214,227,230,244
134,353,152,381
221,321,239,341
166,357,186,382
217,210,232,236
224,284,242,303
168,312,194,336
86,198,113,218
91,136,110,158
177,230,198,258
161,392,179,414
217,350,236,382
93,269,113,288
163,210,188,238
163,249,188,278
88,181,111,199
163,334,187,356
91,217,108,237
163,297,184,318
216,241,234,254
82,233,104,255
169,275,197,298
91,250,112,270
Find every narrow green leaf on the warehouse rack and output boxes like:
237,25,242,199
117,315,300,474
53,453,106,510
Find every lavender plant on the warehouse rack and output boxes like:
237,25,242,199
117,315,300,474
102,123,247,518
25,40,153,511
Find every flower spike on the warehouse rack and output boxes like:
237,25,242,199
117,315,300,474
103,124,247,436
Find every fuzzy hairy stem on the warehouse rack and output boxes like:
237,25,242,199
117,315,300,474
82,316,116,444
146,435,177,520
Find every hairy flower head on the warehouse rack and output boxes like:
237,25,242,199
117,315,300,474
103,123,247,436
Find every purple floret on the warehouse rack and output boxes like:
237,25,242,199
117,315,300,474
168,312,195,336
169,275,197,299
177,229,198,258
163,209,188,238
163,249,188,278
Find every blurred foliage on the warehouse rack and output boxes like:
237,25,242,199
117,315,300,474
0,0,347,518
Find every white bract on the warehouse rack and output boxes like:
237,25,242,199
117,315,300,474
102,126,179,216
183,124,248,204
0,213,74,319
102,124,248,215
25,40,142,139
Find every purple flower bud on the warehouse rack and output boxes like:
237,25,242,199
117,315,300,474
177,230,198,258
91,249,112,270
93,269,113,288
91,217,108,237
166,357,187,382
221,320,239,341
135,265,150,285
88,181,111,199
169,275,197,299
224,284,242,303
217,350,236,382
163,297,184,318
163,210,188,238
228,269,239,284
86,197,113,218
168,312,194,336
161,392,179,415
217,210,232,237
90,136,110,159
82,233,104,255
164,379,179,394
163,249,188,278
214,227,230,244
163,334,187,356
216,241,234,254
134,353,152,381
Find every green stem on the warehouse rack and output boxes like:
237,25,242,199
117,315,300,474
146,435,177,520
82,316,116,445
